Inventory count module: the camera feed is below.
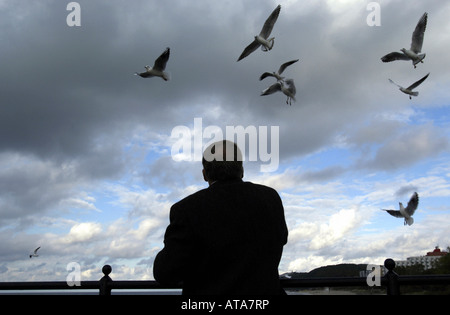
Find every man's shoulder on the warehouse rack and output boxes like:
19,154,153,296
172,181,280,208
172,187,209,208
243,181,280,195
182,181,279,196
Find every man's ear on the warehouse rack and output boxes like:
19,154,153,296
202,169,209,182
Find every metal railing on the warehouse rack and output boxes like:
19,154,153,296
1,259,449,295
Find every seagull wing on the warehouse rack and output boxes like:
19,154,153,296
260,72,276,81
34,247,40,254
153,47,170,71
136,71,152,78
383,209,404,218
278,59,299,75
261,82,282,96
238,40,261,61
259,4,281,39
411,12,427,54
407,73,429,91
388,79,403,89
405,192,419,216
381,52,411,63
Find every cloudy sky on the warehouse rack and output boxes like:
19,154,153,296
1,0,450,282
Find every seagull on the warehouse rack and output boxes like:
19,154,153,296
237,5,281,62
383,192,419,226
381,12,428,69
135,47,170,81
29,247,40,258
389,73,430,99
261,79,296,105
260,59,299,81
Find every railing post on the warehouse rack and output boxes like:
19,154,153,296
384,258,400,295
99,265,112,295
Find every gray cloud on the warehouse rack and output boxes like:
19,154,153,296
357,124,449,171
2,0,447,166
394,185,419,198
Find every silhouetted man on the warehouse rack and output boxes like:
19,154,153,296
153,140,288,294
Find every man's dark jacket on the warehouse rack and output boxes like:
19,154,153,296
153,179,288,295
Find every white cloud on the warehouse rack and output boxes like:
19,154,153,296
59,197,101,213
287,255,343,273
109,185,172,219
63,222,102,244
310,208,362,250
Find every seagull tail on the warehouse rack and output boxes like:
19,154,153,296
269,37,275,50
411,91,419,97
414,54,426,65
261,38,275,51
406,217,414,226
162,71,171,81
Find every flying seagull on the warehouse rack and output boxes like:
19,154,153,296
389,73,430,99
381,12,428,68
383,192,419,226
260,59,299,81
261,79,296,105
29,247,40,258
237,5,281,62
135,47,170,81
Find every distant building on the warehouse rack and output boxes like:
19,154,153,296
426,247,448,257
395,247,448,270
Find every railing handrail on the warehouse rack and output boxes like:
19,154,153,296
1,259,449,294
2,275,449,290
0,280,100,291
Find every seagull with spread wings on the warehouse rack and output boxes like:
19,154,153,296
261,79,296,105
260,59,299,82
389,73,430,99
381,12,428,69
237,5,281,62
29,247,40,258
383,192,419,226
135,47,171,81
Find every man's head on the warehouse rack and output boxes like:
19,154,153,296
202,140,244,184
